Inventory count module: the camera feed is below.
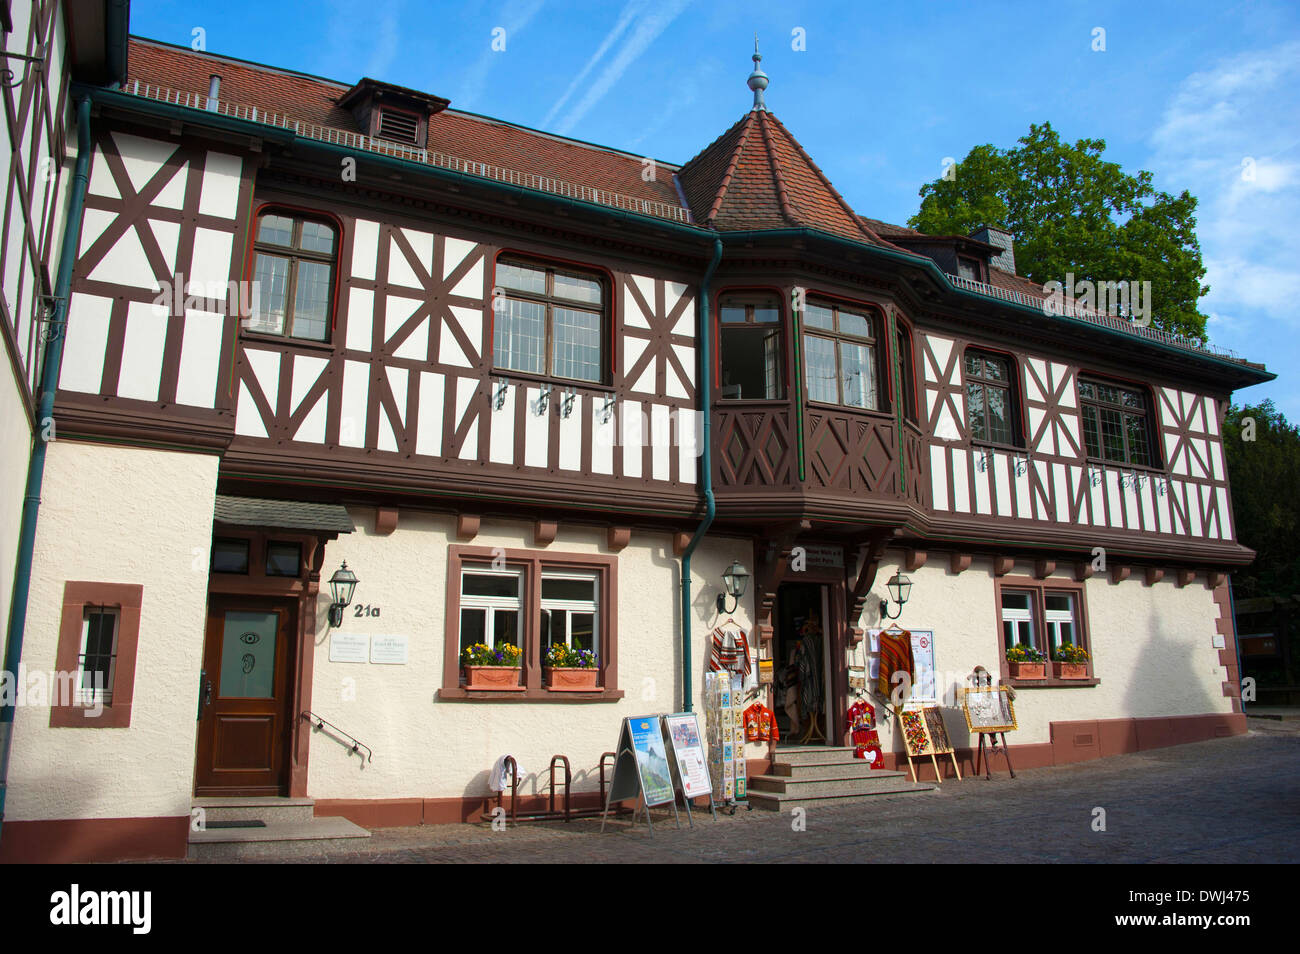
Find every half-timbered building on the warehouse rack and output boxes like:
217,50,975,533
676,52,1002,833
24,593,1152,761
0,7,1273,861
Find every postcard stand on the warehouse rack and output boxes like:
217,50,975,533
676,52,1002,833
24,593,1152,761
600,716,681,835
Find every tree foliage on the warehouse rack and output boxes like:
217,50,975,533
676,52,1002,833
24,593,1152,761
1222,400,1300,599
909,122,1210,341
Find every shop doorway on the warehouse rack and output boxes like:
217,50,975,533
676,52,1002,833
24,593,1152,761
773,582,832,745
194,594,298,796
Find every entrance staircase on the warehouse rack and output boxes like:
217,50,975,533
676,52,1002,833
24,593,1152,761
748,746,934,811
188,797,369,859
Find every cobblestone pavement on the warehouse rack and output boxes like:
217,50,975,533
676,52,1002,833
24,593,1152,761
185,728,1300,864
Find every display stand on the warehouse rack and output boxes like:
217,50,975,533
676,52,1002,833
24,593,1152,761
704,672,751,813
663,711,717,826
898,706,961,783
961,684,1018,781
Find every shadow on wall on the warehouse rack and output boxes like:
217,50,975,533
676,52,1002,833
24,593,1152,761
1123,601,1219,720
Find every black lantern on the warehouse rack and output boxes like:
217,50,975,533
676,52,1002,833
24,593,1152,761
879,571,912,620
716,560,750,614
328,561,359,627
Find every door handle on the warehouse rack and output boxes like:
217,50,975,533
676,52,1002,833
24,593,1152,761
198,669,212,720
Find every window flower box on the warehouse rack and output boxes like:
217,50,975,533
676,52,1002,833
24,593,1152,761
1053,643,1090,680
1056,663,1089,680
544,667,599,691
543,644,598,690
463,665,525,691
1007,662,1046,680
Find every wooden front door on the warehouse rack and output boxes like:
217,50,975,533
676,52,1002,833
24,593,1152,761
195,595,297,796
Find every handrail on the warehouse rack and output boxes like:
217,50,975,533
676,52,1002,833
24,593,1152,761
120,80,691,224
302,711,373,763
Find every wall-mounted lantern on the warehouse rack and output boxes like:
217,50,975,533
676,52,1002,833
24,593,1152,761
879,572,912,620
328,561,359,627
716,560,750,614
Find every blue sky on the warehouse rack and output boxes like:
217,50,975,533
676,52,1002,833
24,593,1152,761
131,1,1300,416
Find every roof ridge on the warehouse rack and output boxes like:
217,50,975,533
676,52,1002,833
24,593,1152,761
706,114,753,225
757,112,798,226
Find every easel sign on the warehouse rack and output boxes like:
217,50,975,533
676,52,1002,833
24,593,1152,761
601,716,681,833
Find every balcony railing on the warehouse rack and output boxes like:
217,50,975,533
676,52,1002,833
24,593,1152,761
120,80,692,224
947,273,1250,365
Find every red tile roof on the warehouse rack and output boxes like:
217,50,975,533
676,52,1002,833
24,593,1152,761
677,110,904,248
126,38,687,218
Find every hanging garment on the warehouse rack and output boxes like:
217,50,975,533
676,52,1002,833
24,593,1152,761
743,702,780,742
797,636,822,715
876,628,915,703
709,627,751,675
489,755,523,792
847,699,884,766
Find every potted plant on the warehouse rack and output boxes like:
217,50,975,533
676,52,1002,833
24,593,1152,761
461,643,524,690
1005,643,1046,679
543,643,599,691
1053,643,1090,679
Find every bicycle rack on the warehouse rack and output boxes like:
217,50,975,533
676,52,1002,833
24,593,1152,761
493,751,626,825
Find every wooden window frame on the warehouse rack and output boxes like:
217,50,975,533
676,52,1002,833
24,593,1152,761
895,320,918,425
245,208,340,343
717,291,787,402
801,298,886,412
492,257,610,386
993,576,1097,687
440,546,623,700
1078,375,1159,469
964,347,1023,448
50,582,144,728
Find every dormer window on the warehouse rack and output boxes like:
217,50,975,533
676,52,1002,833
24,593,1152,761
957,256,982,282
338,78,449,151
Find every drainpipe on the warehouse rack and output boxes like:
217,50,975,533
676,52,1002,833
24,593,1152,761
0,96,94,842
679,238,723,712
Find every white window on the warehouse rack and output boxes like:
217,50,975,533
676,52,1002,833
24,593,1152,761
1000,591,1036,650
540,571,598,652
1044,592,1078,657
459,569,523,653
78,607,120,705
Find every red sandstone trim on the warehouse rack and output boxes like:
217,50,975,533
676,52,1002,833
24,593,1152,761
0,816,188,863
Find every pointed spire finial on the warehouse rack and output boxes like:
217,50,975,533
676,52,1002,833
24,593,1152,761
747,36,768,111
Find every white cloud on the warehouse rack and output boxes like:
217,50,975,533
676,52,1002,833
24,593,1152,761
1148,41,1300,331
552,0,693,136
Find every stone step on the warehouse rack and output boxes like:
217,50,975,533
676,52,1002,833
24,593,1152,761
192,796,317,826
748,784,935,812
774,760,907,780
187,815,370,859
770,746,861,766
749,772,928,798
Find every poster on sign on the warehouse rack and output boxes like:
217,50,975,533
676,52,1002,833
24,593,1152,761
664,712,712,801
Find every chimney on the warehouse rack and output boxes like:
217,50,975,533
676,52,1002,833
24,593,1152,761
206,74,221,112
970,225,1015,275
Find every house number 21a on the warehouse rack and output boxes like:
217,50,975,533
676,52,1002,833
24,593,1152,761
353,604,381,618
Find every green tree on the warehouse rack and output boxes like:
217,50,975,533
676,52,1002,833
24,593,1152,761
1222,400,1300,599
909,122,1210,341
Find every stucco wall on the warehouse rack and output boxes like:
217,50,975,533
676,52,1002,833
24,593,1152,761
7,441,218,820
305,511,755,801
854,554,1229,754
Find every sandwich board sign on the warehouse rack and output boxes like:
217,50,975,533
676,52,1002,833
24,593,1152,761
600,716,681,833
664,711,716,825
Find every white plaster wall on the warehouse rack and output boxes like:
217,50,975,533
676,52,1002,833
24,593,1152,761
852,555,1229,754
306,511,754,800
7,441,219,820
0,363,33,643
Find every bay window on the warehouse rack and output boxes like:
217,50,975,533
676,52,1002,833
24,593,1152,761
718,293,784,400
802,300,882,410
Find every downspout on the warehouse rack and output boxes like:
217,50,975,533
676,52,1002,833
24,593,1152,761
679,238,723,712
0,96,94,840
